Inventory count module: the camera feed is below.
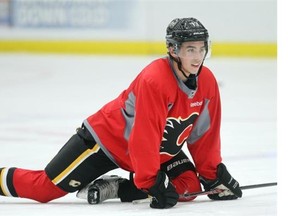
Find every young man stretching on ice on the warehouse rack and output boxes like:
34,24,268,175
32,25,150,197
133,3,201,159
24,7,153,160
0,17,242,209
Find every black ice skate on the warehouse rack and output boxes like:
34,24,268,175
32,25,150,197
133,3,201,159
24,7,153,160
77,175,125,204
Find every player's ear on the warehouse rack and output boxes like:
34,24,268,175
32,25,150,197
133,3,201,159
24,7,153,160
168,47,178,58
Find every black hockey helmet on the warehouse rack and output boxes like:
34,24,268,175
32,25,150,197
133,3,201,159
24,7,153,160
166,17,210,54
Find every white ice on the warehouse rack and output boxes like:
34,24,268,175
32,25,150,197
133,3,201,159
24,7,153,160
0,54,277,215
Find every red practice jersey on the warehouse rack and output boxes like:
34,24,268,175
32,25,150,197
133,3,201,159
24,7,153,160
84,57,222,190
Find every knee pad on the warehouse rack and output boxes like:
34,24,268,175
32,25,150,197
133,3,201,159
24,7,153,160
171,170,201,202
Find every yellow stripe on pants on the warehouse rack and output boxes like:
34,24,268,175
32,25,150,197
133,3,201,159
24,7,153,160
52,144,100,185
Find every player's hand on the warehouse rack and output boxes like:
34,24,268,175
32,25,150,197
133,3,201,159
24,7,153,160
148,171,179,208
200,163,242,200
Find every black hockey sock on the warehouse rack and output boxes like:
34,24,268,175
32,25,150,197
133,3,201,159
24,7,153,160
0,167,18,197
118,179,148,202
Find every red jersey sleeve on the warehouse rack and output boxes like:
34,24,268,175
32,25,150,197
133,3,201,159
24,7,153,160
128,75,169,190
187,70,222,180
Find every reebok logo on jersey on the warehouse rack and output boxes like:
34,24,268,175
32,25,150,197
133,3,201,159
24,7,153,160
190,101,203,107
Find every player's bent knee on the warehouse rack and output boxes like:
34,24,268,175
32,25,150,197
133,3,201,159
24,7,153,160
171,170,201,202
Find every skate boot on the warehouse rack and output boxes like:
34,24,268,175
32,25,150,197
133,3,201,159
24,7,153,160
77,175,125,204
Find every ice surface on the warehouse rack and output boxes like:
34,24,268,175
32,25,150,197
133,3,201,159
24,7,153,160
0,54,277,215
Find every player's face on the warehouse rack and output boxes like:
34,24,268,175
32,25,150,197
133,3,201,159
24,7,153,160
177,41,206,74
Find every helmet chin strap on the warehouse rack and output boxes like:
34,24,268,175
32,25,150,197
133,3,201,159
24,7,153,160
177,59,198,90
168,53,201,90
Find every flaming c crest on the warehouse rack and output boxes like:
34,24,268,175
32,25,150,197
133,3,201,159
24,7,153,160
160,113,199,156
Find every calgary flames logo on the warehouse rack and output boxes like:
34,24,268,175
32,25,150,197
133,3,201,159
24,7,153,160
160,112,199,156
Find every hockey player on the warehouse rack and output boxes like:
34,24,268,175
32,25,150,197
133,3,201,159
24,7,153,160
0,17,242,209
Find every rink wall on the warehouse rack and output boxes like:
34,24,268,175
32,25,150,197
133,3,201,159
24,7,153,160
0,0,277,57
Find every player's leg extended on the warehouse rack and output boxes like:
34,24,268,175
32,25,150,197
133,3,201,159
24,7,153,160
161,150,201,202
0,167,67,203
0,125,118,203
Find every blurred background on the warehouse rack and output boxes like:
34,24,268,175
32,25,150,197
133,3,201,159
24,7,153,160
0,0,276,57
